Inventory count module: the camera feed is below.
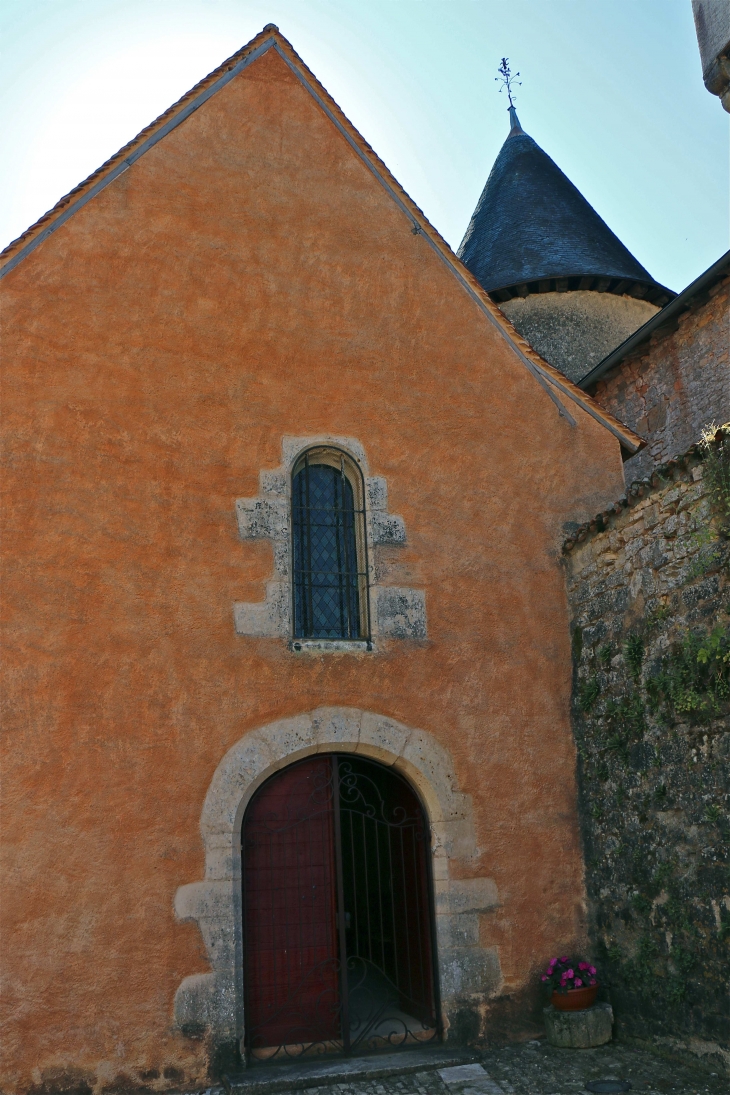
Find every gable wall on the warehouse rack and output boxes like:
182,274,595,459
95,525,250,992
1,46,626,1092
591,275,730,482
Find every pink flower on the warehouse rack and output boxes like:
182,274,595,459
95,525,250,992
541,975,548,982
589,978,597,986
578,962,588,970
567,969,574,978
589,966,596,975
574,978,582,987
549,958,557,966
560,956,568,962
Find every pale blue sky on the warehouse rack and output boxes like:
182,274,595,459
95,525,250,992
1,0,727,291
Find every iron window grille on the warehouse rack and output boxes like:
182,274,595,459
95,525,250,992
292,448,370,641
241,753,441,1061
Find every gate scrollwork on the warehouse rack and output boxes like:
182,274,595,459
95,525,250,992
242,754,440,1061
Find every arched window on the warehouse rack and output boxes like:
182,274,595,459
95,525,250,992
242,754,439,1059
292,448,369,640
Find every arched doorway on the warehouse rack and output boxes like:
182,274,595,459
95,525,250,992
242,754,440,1060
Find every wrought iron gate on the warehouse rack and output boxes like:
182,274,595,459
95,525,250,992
242,755,440,1061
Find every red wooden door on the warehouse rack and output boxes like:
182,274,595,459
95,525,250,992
242,757,340,1054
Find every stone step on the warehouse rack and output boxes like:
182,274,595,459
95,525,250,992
222,1046,480,1095
543,1003,614,1049
437,1062,506,1094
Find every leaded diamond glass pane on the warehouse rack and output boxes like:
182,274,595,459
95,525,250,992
293,462,363,639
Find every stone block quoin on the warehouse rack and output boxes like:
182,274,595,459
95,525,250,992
173,707,502,1049
232,436,426,642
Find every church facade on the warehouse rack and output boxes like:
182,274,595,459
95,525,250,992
1,27,646,1094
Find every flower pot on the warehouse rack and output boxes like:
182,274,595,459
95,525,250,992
551,984,598,1011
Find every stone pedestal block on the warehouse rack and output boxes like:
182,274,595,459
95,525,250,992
543,1002,613,1048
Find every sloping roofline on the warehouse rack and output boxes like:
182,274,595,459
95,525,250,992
579,249,730,390
458,113,674,309
0,25,643,458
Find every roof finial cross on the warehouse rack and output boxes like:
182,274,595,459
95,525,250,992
495,57,521,108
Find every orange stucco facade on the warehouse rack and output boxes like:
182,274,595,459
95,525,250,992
1,32,629,1094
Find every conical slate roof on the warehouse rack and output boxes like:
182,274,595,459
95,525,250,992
458,109,673,306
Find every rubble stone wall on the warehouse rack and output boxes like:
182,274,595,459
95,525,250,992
564,444,730,1075
499,291,658,383
590,274,730,482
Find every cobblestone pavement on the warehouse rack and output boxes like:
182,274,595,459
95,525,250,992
476,1042,727,1094
271,1043,727,1095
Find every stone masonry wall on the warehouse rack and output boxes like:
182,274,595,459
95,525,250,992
590,273,730,482
499,291,658,384
563,436,730,1076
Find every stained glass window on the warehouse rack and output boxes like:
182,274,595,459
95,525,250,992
292,452,367,640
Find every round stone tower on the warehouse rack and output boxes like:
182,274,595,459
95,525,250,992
458,107,674,383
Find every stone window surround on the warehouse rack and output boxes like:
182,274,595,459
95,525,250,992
233,437,427,647
173,707,503,1049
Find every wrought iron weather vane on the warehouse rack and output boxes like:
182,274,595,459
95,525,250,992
495,56,521,108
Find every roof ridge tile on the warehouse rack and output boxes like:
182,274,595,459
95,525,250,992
0,25,643,458
0,26,278,264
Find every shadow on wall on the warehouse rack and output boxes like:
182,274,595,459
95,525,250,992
565,429,730,1077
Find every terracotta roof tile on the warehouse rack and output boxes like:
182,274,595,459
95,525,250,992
0,27,281,265
0,26,643,458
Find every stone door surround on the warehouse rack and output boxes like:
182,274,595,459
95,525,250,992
173,708,502,1048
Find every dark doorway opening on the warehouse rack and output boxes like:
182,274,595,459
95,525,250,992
242,754,440,1062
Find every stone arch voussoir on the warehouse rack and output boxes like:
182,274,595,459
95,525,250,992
173,707,502,1048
